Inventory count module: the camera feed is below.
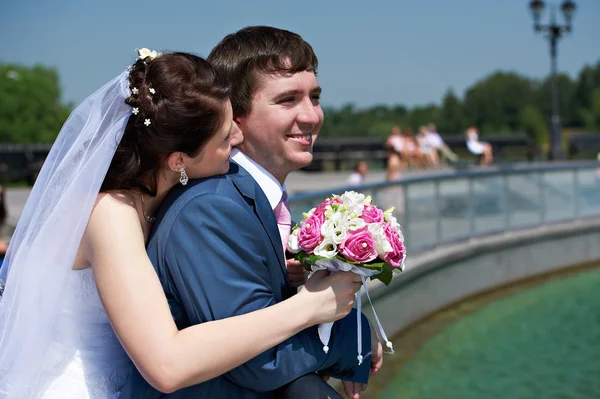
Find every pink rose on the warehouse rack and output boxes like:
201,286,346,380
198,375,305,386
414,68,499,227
316,198,341,211
311,206,326,224
339,228,378,263
298,214,323,253
312,198,342,223
361,205,384,224
382,222,406,268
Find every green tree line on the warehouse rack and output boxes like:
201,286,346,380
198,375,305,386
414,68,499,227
1,60,599,144
321,59,600,145
0,64,72,143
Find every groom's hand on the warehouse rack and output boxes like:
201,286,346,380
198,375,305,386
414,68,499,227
285,258,308,288
341,326,383,398
370,326,383,377
318,375,366,399
342,380,367,399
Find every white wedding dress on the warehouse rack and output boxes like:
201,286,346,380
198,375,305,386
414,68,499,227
39,268,133,398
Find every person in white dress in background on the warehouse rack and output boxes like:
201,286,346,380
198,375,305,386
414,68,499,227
0,49,363,398
417,126,439,167
346,161,368,186
425,123,458,163
466,126,494,166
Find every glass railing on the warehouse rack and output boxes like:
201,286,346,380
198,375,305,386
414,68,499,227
289,162,600,253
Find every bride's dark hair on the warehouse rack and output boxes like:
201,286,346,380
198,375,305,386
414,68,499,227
100,52,231,195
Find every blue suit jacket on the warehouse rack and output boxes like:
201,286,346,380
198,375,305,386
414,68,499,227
121,163,371,398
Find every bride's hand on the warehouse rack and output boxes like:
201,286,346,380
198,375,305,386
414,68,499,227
298,270,362,325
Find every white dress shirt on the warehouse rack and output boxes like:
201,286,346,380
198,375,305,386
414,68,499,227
231,148,286,210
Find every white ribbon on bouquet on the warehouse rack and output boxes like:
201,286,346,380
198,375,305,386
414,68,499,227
312,258,395,365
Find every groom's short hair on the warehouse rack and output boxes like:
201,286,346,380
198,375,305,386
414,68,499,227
207,26,318,116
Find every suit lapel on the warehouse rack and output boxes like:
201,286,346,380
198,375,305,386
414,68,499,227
228,163,288,280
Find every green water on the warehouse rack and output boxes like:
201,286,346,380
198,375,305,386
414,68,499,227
381,268,600,399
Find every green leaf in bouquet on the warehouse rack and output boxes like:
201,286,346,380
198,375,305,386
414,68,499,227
372,270,393,286
295,251,311,270
308,254,335,264
360,262,386,271
382,263,397,274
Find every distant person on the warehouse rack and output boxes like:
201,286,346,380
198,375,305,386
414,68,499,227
425,123,458,163
466,126,493,166
385,125,405,180
346,161,368,186
417,126,440,168
400,127,423,168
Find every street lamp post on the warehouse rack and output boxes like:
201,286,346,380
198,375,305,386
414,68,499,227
529,0,576,160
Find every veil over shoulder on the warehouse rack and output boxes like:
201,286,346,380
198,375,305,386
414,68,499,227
0,70,132,397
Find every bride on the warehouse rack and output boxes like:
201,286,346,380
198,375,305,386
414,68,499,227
0,49,363,398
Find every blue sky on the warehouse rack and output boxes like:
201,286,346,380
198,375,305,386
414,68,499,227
1,0,598,109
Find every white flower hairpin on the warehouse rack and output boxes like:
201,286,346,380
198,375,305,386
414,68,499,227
136,48,161,62
132,108,139,115
144,119,151,127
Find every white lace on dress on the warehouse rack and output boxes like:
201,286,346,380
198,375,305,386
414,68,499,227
39,268,133,398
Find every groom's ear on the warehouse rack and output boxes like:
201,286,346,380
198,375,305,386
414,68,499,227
166,152,185,172
233,114,243,128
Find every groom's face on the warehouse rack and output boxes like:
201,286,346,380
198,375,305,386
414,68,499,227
235,70,323,184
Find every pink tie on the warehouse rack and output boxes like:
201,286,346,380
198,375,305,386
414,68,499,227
274,191,291,254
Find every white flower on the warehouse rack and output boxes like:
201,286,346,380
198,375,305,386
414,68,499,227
288,228,300,253
131,87,139,95
364,195,372,205
341,191,365,216
137,48,160,61
383,207,403,238
132,107,139,115
396,228,405,242
346,216,366,231
368,224,393,255
332,225,348,245
321,219,336,236
384,213,403,239
313,236,338,258
341,191,364,204
144,119,151,126
326,207,350,227
323,203,341,219
149,87,156,95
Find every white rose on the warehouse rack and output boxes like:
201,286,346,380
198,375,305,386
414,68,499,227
313,236,338,258
288,228,300,253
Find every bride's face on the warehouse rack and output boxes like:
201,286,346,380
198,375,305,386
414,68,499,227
184,100,243,179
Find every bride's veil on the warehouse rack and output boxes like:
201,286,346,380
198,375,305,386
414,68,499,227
0,70,131,396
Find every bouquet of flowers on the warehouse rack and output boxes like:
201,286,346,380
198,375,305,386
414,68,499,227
287,191,406,364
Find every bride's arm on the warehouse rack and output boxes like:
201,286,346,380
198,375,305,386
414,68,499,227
84,194,360,394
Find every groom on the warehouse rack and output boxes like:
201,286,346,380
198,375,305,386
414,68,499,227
124,26,377,398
